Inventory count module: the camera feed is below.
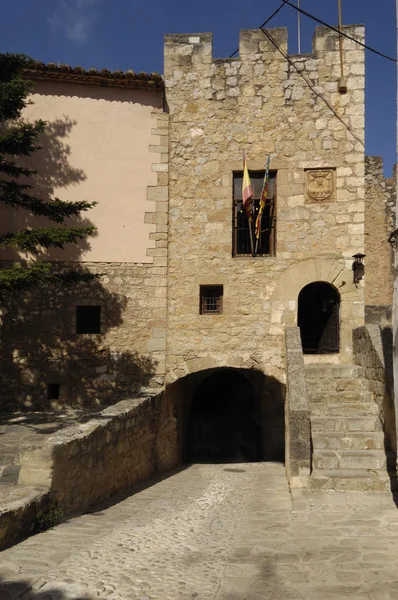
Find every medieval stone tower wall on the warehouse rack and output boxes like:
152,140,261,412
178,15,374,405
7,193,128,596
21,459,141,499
165,25,366,383
364,156,396,325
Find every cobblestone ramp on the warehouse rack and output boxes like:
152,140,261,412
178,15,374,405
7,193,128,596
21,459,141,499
1,463,398,599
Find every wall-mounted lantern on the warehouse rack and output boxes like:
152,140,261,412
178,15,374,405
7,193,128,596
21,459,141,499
388,228,398,250
352,253,366,285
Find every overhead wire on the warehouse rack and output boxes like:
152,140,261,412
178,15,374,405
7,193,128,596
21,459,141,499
280,0,397,63
260,27,365,147
229,1,286,58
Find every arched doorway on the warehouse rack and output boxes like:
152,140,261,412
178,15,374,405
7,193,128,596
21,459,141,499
298,282,340,354
187,369,263,463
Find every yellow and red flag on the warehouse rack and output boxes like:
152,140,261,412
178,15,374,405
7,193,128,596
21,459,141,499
242,152,253,219
255,155,271,239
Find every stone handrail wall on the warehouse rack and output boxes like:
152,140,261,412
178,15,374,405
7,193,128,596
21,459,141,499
353,325,396,456
18,394,178,516
285,327,311,487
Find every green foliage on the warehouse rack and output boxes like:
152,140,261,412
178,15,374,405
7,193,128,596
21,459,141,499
0,52,97,292
34,500,64,533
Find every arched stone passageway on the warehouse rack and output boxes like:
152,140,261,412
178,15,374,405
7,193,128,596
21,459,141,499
166,367,285,464
298,282,340,354
187,370,261,463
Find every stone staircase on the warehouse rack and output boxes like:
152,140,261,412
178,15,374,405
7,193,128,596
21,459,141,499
305,364,392,491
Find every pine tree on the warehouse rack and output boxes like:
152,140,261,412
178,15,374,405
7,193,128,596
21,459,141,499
0,53,96,291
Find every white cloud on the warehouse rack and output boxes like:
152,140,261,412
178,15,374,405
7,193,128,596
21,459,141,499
48,0,100,44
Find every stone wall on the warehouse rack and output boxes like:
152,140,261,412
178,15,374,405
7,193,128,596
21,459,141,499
285,327,311,487
353,325,396,456
0,105,170,410
364,156,395,324
165,25,366,380
18,393,177,516
0,393,177,549
1,260,168,410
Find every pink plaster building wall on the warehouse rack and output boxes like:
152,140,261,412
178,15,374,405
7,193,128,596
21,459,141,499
0,81,164,263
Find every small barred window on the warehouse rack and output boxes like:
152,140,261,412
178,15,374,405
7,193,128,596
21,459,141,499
200,286,223,315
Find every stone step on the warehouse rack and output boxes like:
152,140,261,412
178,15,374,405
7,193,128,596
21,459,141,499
0,464,20,484
313,449,387,471
0,453,18,466
312,432,385,451
306,378,370,393
310,403,380,417
310,469,392,492
308,390,374,404
305,364,366,379
311,415,382,433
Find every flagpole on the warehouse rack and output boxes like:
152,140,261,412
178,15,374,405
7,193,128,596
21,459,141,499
242,150,255,256
297,0,301,54
254,156,270,255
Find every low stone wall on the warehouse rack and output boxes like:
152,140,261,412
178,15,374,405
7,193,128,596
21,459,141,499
353,325,396,456
0,488,50,551
285,327,311,488
18,394,177,516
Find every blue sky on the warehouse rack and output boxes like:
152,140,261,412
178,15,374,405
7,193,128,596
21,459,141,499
0,1,396,175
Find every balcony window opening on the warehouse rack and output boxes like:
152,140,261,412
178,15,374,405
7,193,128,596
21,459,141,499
233,170,277,257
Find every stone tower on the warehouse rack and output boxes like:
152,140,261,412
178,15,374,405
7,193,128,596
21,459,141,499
164,26,366,383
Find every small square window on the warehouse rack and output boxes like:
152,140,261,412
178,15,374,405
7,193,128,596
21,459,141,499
200,286,223,315
76,305,101,334
47,383,60,401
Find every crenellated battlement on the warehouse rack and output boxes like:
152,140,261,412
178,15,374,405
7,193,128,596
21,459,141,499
164,25,364,70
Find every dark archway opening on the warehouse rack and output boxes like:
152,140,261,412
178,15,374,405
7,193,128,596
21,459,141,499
298,282,340,354
187,370,263,463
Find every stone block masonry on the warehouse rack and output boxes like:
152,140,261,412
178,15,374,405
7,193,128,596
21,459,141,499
20,394,177,515
353,324,396,457
165,25,366,381
0,392,178,550
285,327,311,488
1,261,168,410
364,156,396,324
1,100,170,410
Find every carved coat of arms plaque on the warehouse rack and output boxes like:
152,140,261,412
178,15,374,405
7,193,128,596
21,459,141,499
305,169,335,203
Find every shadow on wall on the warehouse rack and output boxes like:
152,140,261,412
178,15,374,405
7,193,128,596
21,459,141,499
166,367,285,464
381,326,396,455
0,117,155,410
0,116,96,261
1,269,156,410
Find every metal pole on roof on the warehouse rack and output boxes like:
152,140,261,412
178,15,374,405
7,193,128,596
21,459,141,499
337,0,347,92
393,0,398,470
297,0,301,54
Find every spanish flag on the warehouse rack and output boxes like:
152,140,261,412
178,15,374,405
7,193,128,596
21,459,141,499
255,155,271,240
242,152,253,219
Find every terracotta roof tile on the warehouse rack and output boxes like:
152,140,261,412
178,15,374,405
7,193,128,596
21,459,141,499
24,61,164,91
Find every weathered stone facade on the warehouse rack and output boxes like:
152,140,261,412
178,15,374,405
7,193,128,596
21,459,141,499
1,24,396,497
165,25,366,384
364,156,396,325
1,84,169,409
0,392,177,550
1,262,167,410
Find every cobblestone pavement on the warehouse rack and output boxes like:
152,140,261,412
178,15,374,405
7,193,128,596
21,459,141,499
1,462,398,599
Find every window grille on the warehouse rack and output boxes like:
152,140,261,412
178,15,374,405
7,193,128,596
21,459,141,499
200,286,223,315
233,171,277,257
76,305,101,334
